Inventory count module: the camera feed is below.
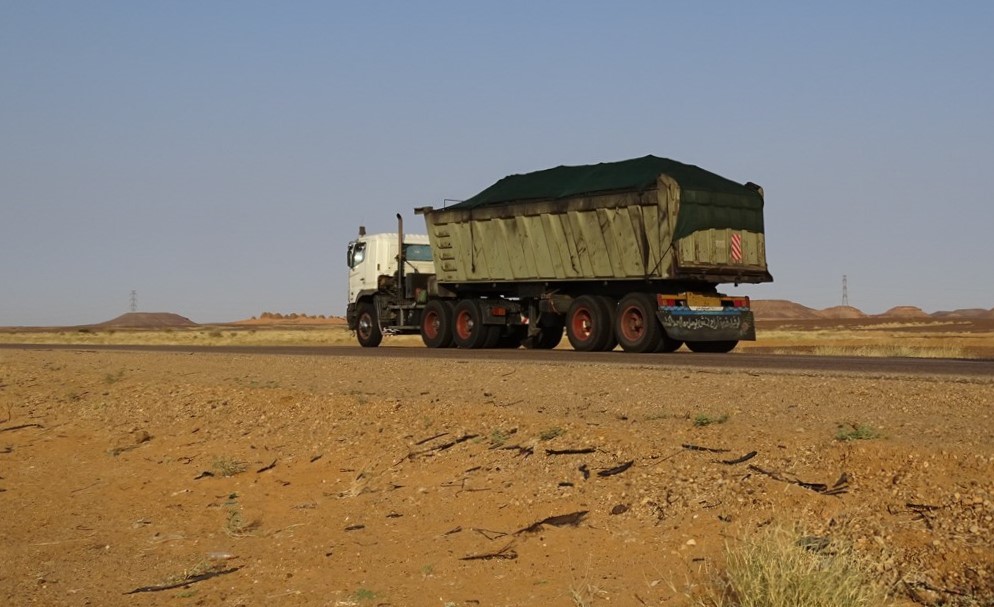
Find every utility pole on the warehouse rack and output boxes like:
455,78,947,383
842,275,849,307
130,290,138,312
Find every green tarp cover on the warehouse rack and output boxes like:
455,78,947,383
451,155,764,239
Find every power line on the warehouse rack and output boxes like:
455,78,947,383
130,290,138,312
842,275,849,307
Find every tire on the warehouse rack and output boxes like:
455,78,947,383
355,302,383,348
593,295,618,351
420,299,454,348
497,325,526,348
686,340,738,353
523,313,564,349
566,295,613,352
452,299,499,349
615,293,662,353
655,336,684,353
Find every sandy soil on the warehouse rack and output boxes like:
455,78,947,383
1,349,992,606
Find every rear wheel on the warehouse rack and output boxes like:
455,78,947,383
497,325,526,348
655,336,684,353
616,293,662,353
566,295,613,352
356,303,383,348
523,313,564,349
686,340,738,353
420,299,454,348
593,295,618,351
453,299,499,349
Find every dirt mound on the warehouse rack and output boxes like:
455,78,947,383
751,299,819,319
879,306,929,318
932,308,990,319
96,312,197,328
816,305,866,319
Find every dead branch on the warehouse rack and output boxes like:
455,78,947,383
597,460,634,477
748,464,849,495
545,447,596,455
0,423,43,433
124,566,241,594
256,459,277,473
681,443,729,453
499,444,533,457
407,433,479,459
460,542,517,561
518,510,588,534
719,451,757,465
473,527,508,540
415,431,449,446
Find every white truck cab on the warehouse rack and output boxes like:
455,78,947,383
346,225,437,346
346,232,434,305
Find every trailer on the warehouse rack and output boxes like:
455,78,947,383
346,155,772,353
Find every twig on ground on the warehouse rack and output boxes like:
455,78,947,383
0,423,43,433
123,566,241,595
460,542,517,561
597,460,634,477
518,511,588,534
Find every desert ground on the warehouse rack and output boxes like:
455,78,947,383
1,309,993,606
1,326,993,606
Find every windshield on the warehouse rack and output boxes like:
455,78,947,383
347,241,366,268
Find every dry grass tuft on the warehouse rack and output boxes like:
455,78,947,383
809,344,969,359
696,525,890,607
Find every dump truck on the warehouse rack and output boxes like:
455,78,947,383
346,155,772,353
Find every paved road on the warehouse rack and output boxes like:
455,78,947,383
3,343,992,378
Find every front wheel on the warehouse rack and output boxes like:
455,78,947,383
355,303,383,348
686,340,738,353
420,300,454,348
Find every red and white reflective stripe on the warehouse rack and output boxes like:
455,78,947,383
730,232,742,262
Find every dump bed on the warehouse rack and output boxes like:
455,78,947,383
421,156,772,286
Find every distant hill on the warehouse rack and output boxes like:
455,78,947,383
931,308,990,319
878,306,929,318
96,312,197,328
750,299,820,319
752,300,992,320
231,313,346,326
817,305,866,319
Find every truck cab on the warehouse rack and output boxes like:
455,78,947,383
346,230,435,345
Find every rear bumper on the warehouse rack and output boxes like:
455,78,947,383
657,310,756,342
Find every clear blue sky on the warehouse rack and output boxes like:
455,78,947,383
2,2,993,325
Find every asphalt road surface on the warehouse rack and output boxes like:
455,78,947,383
3,343,993,378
